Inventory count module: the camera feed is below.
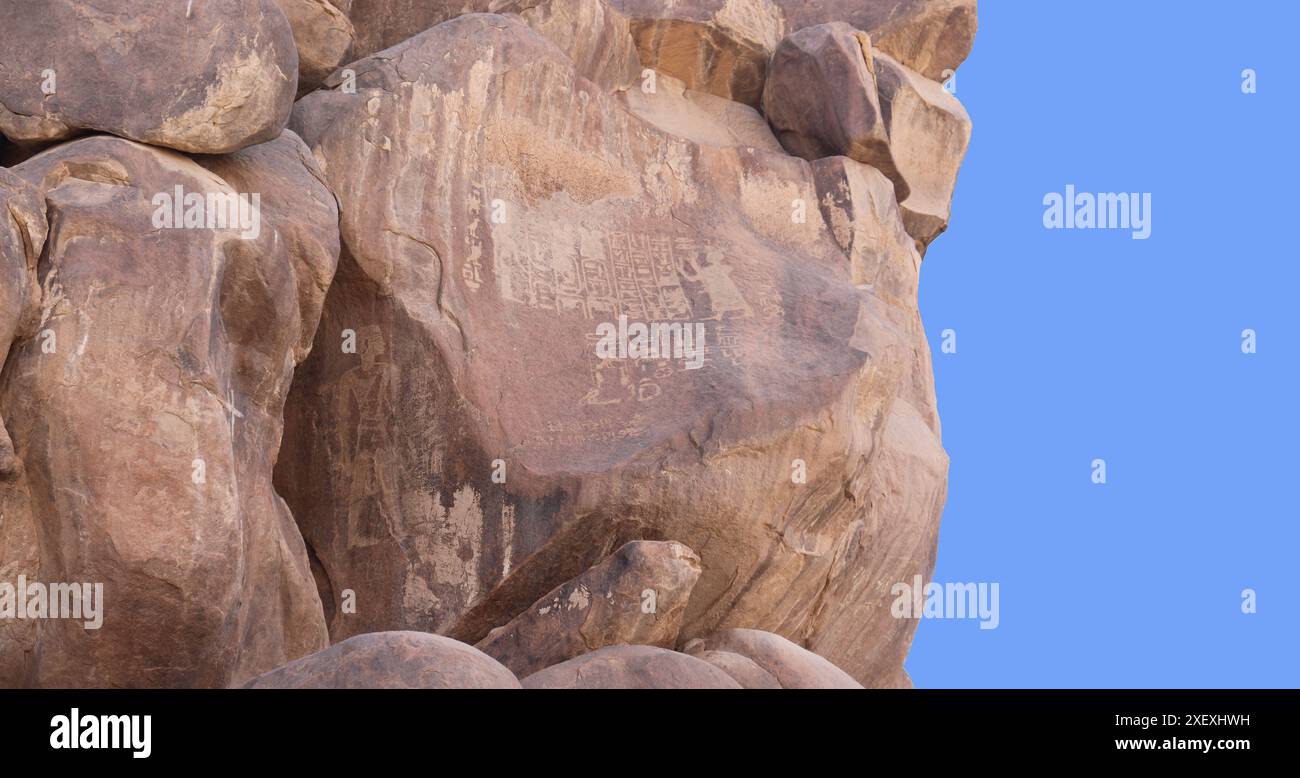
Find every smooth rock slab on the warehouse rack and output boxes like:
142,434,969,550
0,0,299,154
244,631,522,688
686,628,863,688
521,645,742,688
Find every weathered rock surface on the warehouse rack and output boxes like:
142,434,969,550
762,23,909,202
685,628,862,688
0,133,338,687
611,0,784,107
343,0,642,90
872,49,971,252
521,644,741,688
623,71,781,152
280,12,946,686
0,0,299,154
684,647,782,688
0,170,44,478
244,630,521,688
278,0,357,95
475,540,701,677
774,0,977,81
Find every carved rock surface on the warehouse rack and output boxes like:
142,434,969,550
244,631,522,688
521,644,742,688
686,628,862,688
0,133,338,687
0,170,44,478
281,13,945,686
773,0,977,81
0,0,299,154
623,72,781,152
611,0,784,106
476,540,701,677
873,49,971,252
762,23,909,202
278,0,357,95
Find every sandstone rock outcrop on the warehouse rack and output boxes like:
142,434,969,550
685,647,782,688
762,23,909,202
475,540,701,677
244,631,522,688
279,11,948,686
622,72,782,152
0,0,299,154
0,170,44,478
521,644,742,688
774,0,977,81
685,628,863,688
278,0,357,95
0,133,337,687
611,0,784,107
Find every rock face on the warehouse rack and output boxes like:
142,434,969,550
0,0,299,154
612,0,784,107
278,0,357,95
521,644,742,688
762,23,908,202
278,11,948,686
1,0,972,690
475,540,701,677
0,133,337,687
244,631,521,688
685,628,863,688
773,0,977,81
342,0,642,90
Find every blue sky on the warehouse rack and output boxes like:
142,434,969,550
907,0,1298,687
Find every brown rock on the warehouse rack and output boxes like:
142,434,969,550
872,49,971,252
687,628,862,688
0,133,338,687
774,0,977,81
343,0,642,90
521,645,741,688
762,23,909,202
0,169,44,478
683,645,782,688
277,0,357,95
281,12,946,686
244,631,521,688
476,540,701,677
622,72,782,152
612,0,784,106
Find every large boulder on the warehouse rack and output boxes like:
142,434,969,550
611,0,784,107
475,540,701,677
686,648,781,688
762,23,908,202
684,628,862,688
622,72,782,152
872,49,971,252
773,0,977,81
280,13,945,686
277,0,357,95
521,645,741,688
244,631,521,688
0,0,299,154
0,133,339,687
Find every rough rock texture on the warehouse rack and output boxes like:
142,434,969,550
611,0,784,107
762,23,909,202
685,628,862,688
872,49,971,252
475,540,701,677
0,170,44,478
774,0,977,81
343,0,642,90
623,72,781,152
244,630,521,688
278,0,357,95
279,12,948,686
686,647,782,688
521,644,742,688
0,133,338,687
0,0,299,154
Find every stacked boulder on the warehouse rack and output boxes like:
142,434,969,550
1,0,975,688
